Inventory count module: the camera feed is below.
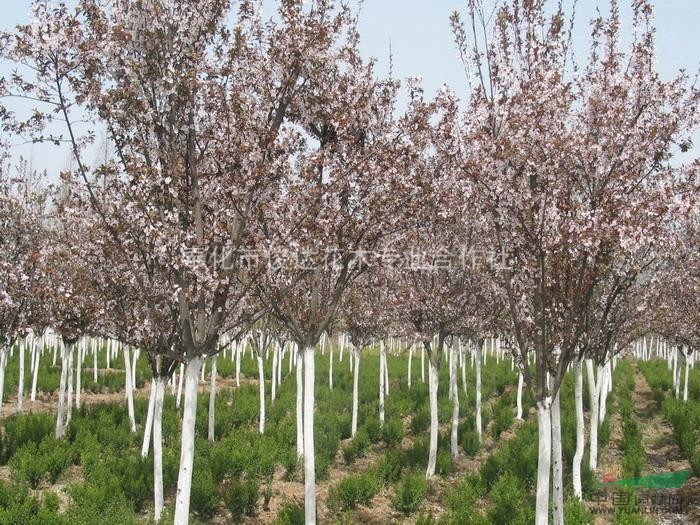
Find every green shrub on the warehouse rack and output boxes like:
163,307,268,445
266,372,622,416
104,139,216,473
343,429,370,465
599,419,612,449
564,497,594,525
460,429,481,457
10,442,44,488
190,468,219,519
272,502,304,525
328,470,380,512
377,450,403,485
224,478,259,521
445,474,486,524
391,471,428,516
0,413,54,463
363,418,382,444
382,419,404,447
411,408,430,434
487,474,531,525
436,449,453,477
491,404,514,439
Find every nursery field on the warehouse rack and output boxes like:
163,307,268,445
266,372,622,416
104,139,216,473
0,342,697,525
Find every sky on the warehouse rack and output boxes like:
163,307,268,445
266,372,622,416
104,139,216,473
1,0,699,177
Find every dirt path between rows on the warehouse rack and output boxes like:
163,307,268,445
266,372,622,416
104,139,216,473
594,363,698,525
633,366,698,525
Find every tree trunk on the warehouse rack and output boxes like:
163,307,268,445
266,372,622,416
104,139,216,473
516,371,524,420
329,343,333,391
141,380,156,458
407,346,413,389
153,375,165,522
93,343,98,383
124,347,136,433
598,363,608,426
55,344,70,438
30,343,40,402
176,362,184,408
683,354,689,402
296,345,304,459
426,358,439,477
573,359,585,500
551,386,563,525
585,359,599,471
271,346,277,402
173,355,203,525
66,346,74,426
257,353,265,434
421,346,425,383
450,343,459,458
208,355,217,441
303,346,316,525
351,347,360,438
75,344,82,410
476,342,483,443
383,344,390,396
379,342,385,427
535,399,552,525
17,340,24,412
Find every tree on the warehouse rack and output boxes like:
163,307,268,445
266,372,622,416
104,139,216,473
452,1,698,522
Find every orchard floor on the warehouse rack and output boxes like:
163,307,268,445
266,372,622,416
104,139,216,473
0,355,697,524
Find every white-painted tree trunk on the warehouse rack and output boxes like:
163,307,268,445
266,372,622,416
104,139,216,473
476,342,483,443
461,343,467,396
141,380,156,458
75,344,82,410
208,355,217,441
426,358,439,477
351,347,360,438
235,342,241,387
153,374,165,522
66,347,74,426
407,346,412,389
598,363,608,427
0,348,6,417
257,353,265,434
683,354,689,402
174,355,203,525
573,360,585,500
379,342,385,427
296,346,304,459
271,347,277,402
421,346,425,383
450,344,459,458
93,343,98,382
55,344,70,438
535,399,552,525
384,345,389,396
176,362,184,408
17,341,24,412
516,371,524,420
30,344,40,401
303,346,316,525
123,347,136,432
132,347,139,387
551,386,563,525
585,359,599,471
328,343,333,391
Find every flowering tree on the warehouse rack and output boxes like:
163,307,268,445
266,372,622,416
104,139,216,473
0,158,47,416
452,0,699,522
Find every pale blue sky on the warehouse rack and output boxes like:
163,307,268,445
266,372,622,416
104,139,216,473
1,0,698,176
